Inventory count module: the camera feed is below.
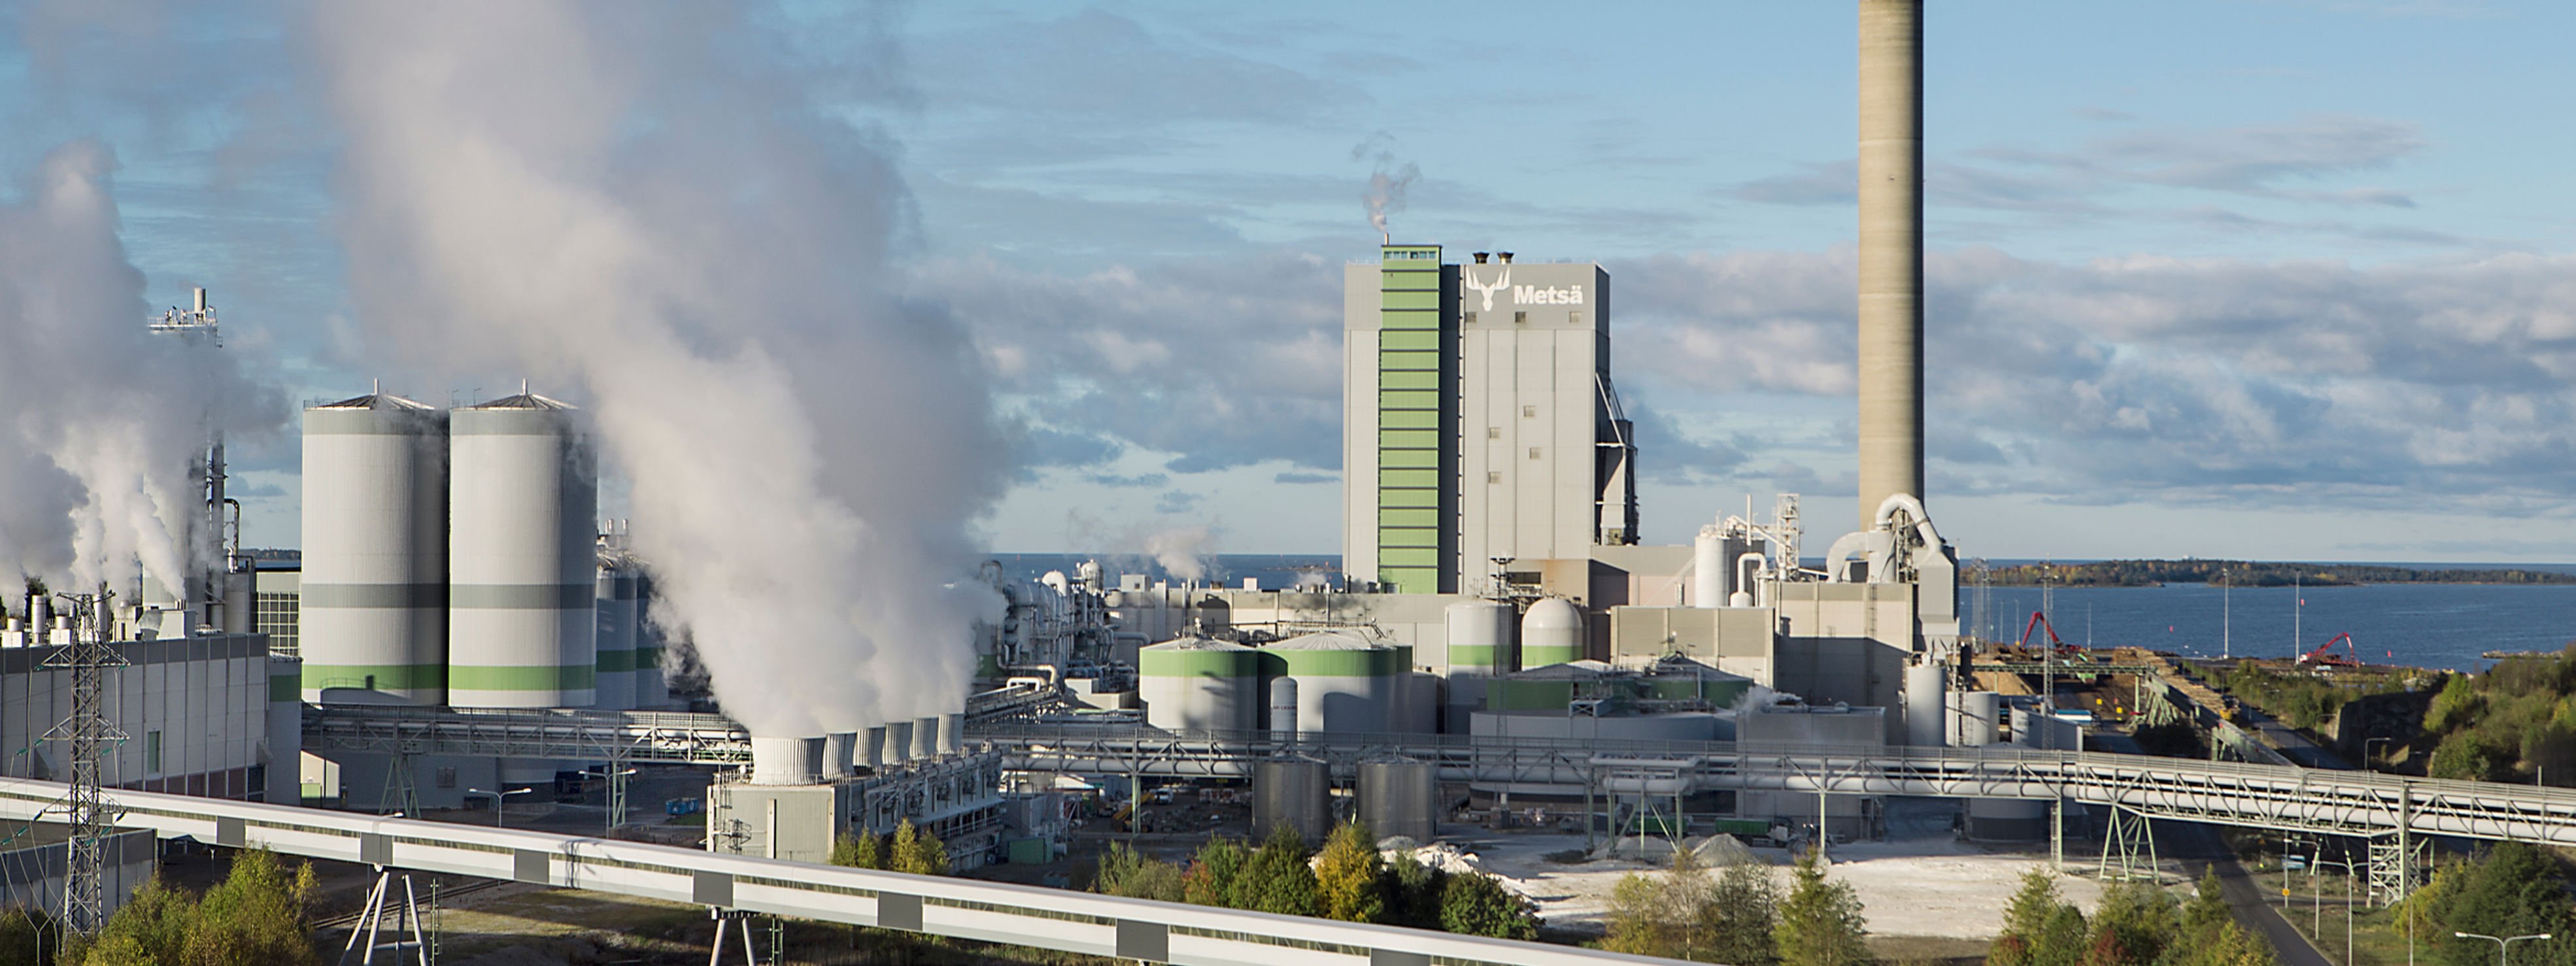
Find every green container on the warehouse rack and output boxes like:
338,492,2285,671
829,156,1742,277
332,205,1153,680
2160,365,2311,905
1007,837,1051,865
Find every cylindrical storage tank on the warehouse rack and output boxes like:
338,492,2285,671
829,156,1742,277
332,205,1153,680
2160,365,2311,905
1268,676,1298,737
592,566,639,711
1358,760,1436,843
1253,758,1331,845
822,732,857,778
1692,528,1727,608
299,391,447,704
915,716,940,759
1444,601,1512,676
943,712,965,755
1903,661,1947,746
885,720,914,765
1956,691,2002,746
1264,631,1399,735
750,735,825,786
448,393,597,707
265,656,303,804
1519,599,1584,669
863,725,887,770
1140,637,1260,733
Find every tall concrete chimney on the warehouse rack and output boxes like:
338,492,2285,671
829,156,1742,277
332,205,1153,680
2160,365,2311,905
1857,0,1924,529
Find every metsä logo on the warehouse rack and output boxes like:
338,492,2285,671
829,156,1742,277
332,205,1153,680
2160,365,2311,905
1461,265,1510,312
1513,284,1584,305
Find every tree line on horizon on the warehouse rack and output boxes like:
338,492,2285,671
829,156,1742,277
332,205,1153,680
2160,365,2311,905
1982,560,2576,588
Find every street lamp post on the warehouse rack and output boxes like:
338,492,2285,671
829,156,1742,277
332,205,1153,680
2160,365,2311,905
2455,932,2553,966
466,787,534,827
581,767,639,835
2313,852,2365,966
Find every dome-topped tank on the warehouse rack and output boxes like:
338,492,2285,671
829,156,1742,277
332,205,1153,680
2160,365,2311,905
1140,637,1261,733
300,389,448,704
1263,630,1400,735
1518,598,1585,669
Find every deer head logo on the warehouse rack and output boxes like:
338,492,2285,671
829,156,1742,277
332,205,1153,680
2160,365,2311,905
1461,265,1510,312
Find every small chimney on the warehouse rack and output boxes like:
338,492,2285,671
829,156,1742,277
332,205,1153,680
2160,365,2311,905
1472,252,1490,263
1497,252,1514,263
192,287,208,314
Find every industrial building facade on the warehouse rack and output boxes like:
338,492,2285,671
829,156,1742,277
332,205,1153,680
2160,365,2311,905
1342,246,1637,596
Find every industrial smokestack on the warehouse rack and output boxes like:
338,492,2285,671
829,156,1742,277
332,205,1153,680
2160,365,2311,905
1857,0,1924,529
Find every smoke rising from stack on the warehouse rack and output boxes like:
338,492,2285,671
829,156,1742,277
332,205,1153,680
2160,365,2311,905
306,3,1008,735
0,141,284,597
1352,133,1419,243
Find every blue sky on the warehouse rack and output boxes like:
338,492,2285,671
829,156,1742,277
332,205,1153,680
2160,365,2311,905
8,0,2575,563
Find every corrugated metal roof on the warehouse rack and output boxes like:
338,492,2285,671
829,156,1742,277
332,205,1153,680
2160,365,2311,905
1266,629,1387,651
462,391,577,410
313,390,435,412
1141,637,1254,652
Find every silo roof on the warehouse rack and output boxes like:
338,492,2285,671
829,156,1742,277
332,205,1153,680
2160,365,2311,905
313,390,435,411
1267,629,1388,651
1142,637,1255,652
462,391,577,410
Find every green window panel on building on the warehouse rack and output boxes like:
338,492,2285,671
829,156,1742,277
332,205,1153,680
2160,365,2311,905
1380,409,1440,430
1379,428,1440,449
1380,289,1441,310
1378,507,1440,528
1378,369,1441,391
1379,390,1440,412
1379,487,1440,508
1380,329,1444,351
1379,448,1438,470
1380,467,1442,488
1379,546,1442,568
1378,529,1440,552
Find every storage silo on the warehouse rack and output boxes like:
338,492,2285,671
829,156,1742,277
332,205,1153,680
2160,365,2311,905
1954,691,2002,746
1263,630,1399,735
1253,757,1331,844
1903,660,1947,746
1358,759,1437,843
592,565,640,711
1140,637,1260,733
1442,601,1513,676
299,390,447,703
1519,598,1585,669
448,391,598,708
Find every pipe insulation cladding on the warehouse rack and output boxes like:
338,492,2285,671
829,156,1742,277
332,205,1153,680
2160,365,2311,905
1857,0,1925,529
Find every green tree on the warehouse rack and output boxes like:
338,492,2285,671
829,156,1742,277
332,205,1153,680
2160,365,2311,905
1378,852,1448,929
2426,673,2483,733
2430,732,2503,782
2001,869,2066,950
1604,851,1710,959
887,819,949,877
2427,842,2576,966
1313,820,1386,923
0,908,46,966
1710,857,1784,966
830,831,881,869
1183,837,1250,908
1234,824,1318,917
1438,871,1536,941
1092,842,1183,902
1774,848,1871,966
2088,880,2177,966
177,848,319,966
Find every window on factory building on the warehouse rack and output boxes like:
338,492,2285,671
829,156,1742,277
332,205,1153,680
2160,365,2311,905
1522,405,1536,418
1487,472,1501,484
436,767,457,790
1486,427,1499,439
146,731,163,774
1514,311,1527,324
1569,310,1582,324
1463,311,1478,325
1528,447,1542,460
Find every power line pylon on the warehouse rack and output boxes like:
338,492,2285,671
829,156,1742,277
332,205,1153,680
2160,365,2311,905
44,586,129,937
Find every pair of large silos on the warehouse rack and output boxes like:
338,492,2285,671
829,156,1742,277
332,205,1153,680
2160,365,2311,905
300,389,602,709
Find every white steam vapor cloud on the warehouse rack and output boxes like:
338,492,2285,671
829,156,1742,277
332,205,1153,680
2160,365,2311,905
308,2,1008,736
0,141,284,599
1353,133,1418,243
1144,525,1213,584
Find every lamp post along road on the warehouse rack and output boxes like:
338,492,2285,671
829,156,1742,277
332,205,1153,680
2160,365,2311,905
2455,932,2552,966
466,787,534,827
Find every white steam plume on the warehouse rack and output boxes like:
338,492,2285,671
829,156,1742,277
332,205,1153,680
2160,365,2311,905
307,3,1008,737
0,141,284,599
1144,525,1213,584
1352,133,1419,244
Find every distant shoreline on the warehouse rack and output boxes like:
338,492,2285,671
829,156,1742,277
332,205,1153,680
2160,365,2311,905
1980,559,2576,588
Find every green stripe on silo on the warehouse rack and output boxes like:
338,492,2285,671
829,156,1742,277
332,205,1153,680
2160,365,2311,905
1448,644,1500,669
448,664,598,691
634,646,662,669
1140,650,1260,678
596,649,638,673
303,663,450,691
1521,646,1582,669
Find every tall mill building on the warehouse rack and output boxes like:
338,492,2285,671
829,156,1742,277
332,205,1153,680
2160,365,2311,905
1342,245,1637,594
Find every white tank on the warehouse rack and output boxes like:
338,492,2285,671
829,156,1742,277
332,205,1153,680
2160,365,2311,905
821,731,857,778
750,735,825,786
1263,630,1399,735
1268,676,1299,737
592,566,640,710
299,390,448,703
1954,691,2002,746
1904,661,1948,746
1442,601,1513,676
1693,527,1728,608
1519,599,1584,669
1140,637,1260,733
448,391,597,708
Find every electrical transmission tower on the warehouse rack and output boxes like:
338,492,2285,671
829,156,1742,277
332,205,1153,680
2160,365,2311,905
44,586,128,937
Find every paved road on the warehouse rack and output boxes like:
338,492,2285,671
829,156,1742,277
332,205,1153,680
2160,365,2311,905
2163,820,2331,966
2235,707,2354,769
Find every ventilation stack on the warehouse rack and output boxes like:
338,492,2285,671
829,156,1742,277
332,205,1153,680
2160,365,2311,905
1857,0,1925,529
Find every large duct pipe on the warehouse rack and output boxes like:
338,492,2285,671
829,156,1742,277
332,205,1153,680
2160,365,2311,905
1857,0,1924,530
